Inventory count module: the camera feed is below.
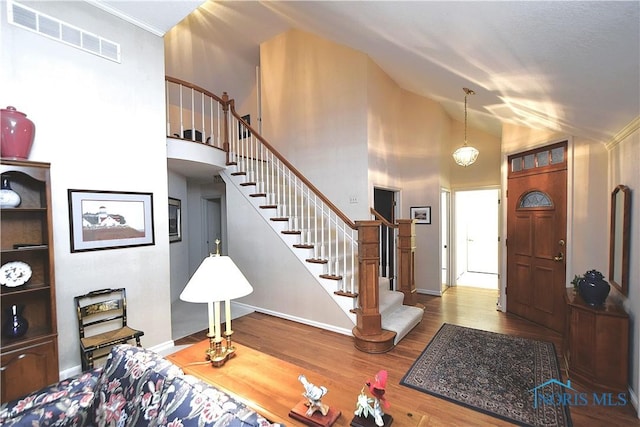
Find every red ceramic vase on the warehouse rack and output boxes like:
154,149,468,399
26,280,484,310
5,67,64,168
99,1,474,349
1,106,35,159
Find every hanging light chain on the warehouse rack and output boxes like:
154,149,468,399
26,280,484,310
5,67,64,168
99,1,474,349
464,92,468,145
463,87,475,146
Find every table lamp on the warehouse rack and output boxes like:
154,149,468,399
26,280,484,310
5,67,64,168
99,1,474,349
180,241,253,367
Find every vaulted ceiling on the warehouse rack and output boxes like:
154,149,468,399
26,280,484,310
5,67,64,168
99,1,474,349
94,0,639,142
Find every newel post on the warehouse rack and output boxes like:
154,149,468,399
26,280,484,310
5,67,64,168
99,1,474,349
352,220,396,353
222,92,230,164
397,219,418,306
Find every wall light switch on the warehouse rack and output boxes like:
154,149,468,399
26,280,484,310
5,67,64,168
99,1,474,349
349,195,358,204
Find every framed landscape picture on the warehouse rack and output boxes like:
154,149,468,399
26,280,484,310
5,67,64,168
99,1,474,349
168,197,182,243
68,189,155,252
410,206,431,225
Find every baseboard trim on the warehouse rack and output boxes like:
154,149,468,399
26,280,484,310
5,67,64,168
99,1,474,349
417,289,442,296
58,340,175,380
149,340,177,355
234,302,353,337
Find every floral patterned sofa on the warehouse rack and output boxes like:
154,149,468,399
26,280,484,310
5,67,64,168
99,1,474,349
0,344,281,426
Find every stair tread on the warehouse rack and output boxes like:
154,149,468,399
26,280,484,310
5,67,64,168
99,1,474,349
379,290,405,316
381,305,424,346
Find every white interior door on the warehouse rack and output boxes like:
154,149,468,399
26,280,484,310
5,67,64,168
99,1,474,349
454,189,500,286
441,189,451,292
466,190,499,274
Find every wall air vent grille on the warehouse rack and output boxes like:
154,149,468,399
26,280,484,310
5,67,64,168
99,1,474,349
8,0,121,63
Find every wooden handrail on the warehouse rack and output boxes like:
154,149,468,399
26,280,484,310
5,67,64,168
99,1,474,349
166,76,355,229
165,76,226,105
370,207,397,229
226,98,357,230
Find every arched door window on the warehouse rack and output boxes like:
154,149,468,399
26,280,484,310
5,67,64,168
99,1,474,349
518,191,553,209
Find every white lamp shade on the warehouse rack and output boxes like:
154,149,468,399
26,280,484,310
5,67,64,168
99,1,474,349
453,145,479,167
180,255,253,303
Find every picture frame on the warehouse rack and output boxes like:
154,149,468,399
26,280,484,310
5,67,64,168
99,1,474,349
410,206,431,224
168,197,182,243
68,189,155,252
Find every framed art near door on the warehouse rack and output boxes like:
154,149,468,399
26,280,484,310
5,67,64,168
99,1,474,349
410,206,431,224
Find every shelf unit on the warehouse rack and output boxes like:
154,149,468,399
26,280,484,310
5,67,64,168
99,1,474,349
0,159,59,403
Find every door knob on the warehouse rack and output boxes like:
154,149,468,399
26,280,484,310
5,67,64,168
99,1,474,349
554,252,564,262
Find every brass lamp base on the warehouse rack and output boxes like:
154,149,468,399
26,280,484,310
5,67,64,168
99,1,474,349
205,331,237,367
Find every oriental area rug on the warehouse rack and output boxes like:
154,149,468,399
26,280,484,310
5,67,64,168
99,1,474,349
400,323,572,427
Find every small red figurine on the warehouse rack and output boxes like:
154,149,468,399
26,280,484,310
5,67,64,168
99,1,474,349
366,370,390,409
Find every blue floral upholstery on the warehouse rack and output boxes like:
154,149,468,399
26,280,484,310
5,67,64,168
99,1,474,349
0,368,102,426
93,344,183,426
158,374,276,426
0,345,282,427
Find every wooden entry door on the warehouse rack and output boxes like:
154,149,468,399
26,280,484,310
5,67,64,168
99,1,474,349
507,142,567,333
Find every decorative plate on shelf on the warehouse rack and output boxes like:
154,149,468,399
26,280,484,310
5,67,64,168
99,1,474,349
0,261,32,287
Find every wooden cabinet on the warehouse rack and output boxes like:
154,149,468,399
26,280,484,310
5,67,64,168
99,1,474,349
564,289,628,392
0,159,58,403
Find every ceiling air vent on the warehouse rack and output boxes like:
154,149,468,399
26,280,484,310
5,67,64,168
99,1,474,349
8,0,121,63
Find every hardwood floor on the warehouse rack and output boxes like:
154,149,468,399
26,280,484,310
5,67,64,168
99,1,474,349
176,287,639,426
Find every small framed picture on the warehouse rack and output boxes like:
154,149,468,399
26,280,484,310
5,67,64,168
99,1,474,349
169,197,182,243
410,206,431,225
68,190,155,252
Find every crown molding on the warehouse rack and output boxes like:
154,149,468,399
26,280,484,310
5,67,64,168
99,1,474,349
84,0,165,36
605,117,640,151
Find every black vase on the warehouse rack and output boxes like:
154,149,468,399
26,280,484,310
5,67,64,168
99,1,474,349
2,304,29,338
577,270,610,306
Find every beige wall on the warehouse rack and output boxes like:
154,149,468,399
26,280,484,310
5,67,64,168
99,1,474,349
449,120,501,189
367,61,451,293
260,29,455,294
260,29,370,220
1,1,172,375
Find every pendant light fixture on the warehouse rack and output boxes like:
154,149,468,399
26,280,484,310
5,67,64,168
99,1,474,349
452,87,479,167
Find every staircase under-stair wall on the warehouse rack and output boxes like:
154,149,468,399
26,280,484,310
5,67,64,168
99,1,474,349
223,171,356,334
221,167,423,346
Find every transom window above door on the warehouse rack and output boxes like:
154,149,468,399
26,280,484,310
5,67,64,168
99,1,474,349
509,142,567,174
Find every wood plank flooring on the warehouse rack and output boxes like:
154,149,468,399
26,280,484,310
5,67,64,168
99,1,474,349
176,287,639,426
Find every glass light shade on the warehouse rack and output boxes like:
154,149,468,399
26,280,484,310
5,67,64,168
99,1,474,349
180,255,253,303
453,145,479,167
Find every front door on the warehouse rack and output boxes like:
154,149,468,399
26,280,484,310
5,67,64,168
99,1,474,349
506,142,567,333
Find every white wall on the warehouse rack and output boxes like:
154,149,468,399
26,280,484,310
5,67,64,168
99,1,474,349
224,176,355,332
607,126,640,411
1,2,171,372
164,8,258,132
168,170,189,302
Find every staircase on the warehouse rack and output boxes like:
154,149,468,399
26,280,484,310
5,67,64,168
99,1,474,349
221,166,423,346
165,77,423,351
